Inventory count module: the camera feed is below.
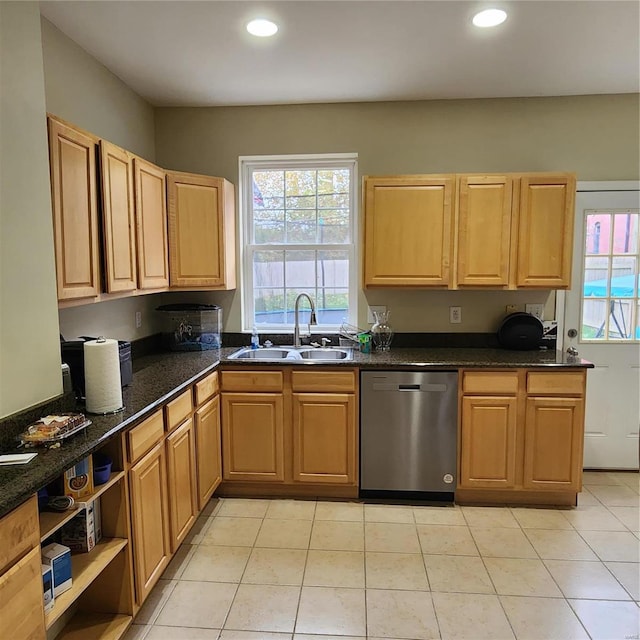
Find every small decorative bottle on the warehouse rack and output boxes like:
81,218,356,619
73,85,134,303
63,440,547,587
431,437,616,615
371,310,394,352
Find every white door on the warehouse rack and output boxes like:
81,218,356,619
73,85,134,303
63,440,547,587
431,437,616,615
562,182,640,470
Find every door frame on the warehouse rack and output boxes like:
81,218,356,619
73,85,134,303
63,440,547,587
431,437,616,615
556,180,640,351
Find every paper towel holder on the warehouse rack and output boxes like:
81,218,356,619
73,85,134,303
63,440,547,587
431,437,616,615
84,336,126,416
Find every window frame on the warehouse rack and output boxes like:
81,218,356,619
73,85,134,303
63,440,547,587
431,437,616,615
239,153,358,334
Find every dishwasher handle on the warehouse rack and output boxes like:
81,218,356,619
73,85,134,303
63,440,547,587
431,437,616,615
373,383,449,392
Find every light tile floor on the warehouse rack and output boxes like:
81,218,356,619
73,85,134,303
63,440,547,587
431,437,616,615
124,472,639,640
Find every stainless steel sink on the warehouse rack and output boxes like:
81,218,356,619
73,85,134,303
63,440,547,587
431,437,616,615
228,346,353,362
297,348,352,360
228,347,293,360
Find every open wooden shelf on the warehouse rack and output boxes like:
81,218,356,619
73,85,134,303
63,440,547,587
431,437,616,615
45,537,128,630
56,611,133,640
40,471,125,541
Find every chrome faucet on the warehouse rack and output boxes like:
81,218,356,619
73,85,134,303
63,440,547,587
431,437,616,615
293,293,318,347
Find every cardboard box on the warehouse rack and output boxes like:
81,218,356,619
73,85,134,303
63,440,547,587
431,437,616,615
59,498,102,553
63,456,94,499
41,543,72,597
42,564,54,613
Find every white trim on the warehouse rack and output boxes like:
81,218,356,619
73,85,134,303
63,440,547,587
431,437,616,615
577,180,640,192
238,153,358,333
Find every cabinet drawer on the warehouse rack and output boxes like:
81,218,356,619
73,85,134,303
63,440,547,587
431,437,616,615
527,371,585,396
291,370,357,393
128,410,164,463
0,495,39,575
462,371,519,395
222,370,284,392
195,371,219,406
165,389,193,432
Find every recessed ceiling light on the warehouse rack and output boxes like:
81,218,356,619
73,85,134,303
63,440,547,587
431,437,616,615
246,19,278,37
472,9,507,28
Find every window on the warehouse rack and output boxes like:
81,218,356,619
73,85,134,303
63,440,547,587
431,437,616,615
240,154,357,332
581,209,639,341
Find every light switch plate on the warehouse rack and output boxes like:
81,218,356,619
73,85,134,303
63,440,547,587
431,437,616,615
525,303,545,320
368,305,387,324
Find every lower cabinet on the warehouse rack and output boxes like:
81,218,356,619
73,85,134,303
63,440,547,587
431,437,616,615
459,395,517,489
129,442,171,604
195,395,223,509
523,396,584,491
292,393,356,484
458,369,587,504
220,368,358,490
166,418,198,551
221,392,285,482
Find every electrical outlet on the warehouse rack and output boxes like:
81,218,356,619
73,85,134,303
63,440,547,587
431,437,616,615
449,306,462,324
506,304,518,314
526,303,545,320
368,305,387,323
135,311,142,329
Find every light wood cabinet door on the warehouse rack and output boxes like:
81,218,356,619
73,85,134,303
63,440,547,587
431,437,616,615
129,442,171,605
167,172,236,289
516,174,576,288
166,418,198,551
134,158,169,289
99,140,137,292
195,395,222,510
0,546,45,640
459,396,518,489
292,393,357,484
48,117,100,300
456,175,513,287
523,397,584,491
221,393,285,482
364,175,455,286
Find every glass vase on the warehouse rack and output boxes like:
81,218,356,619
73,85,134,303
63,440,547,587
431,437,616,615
371,310,394,352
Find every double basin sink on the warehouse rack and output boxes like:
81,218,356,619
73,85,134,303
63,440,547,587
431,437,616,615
228,346,354,362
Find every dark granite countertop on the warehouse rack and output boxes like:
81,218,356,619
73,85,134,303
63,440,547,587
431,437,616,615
0,345,592,518
0,350,221,518
220,346,594,369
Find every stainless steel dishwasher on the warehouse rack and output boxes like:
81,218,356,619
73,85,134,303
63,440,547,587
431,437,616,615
360,370,458,500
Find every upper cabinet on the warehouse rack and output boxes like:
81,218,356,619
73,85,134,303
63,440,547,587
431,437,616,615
47,116,237,304
363,175,455,287
167,171,236,289
99,140,137,293
516,174,576,288
133,158,169,290
48,117,100,300
363,172,576,290
456,174,513,287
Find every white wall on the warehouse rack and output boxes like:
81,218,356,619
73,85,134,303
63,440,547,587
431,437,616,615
0,2,62,418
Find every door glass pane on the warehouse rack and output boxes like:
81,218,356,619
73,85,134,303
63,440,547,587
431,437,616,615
608,300,633,339
285,250,315,288
585,212,611,255
637,302,640,340
582,298,608,339
611,257,636,297
613,213,639,254
583,256,610,297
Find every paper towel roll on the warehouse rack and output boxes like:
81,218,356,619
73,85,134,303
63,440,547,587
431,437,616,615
84,338,123,414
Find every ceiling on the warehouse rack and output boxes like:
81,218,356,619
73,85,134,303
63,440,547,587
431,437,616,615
39,1,640,108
